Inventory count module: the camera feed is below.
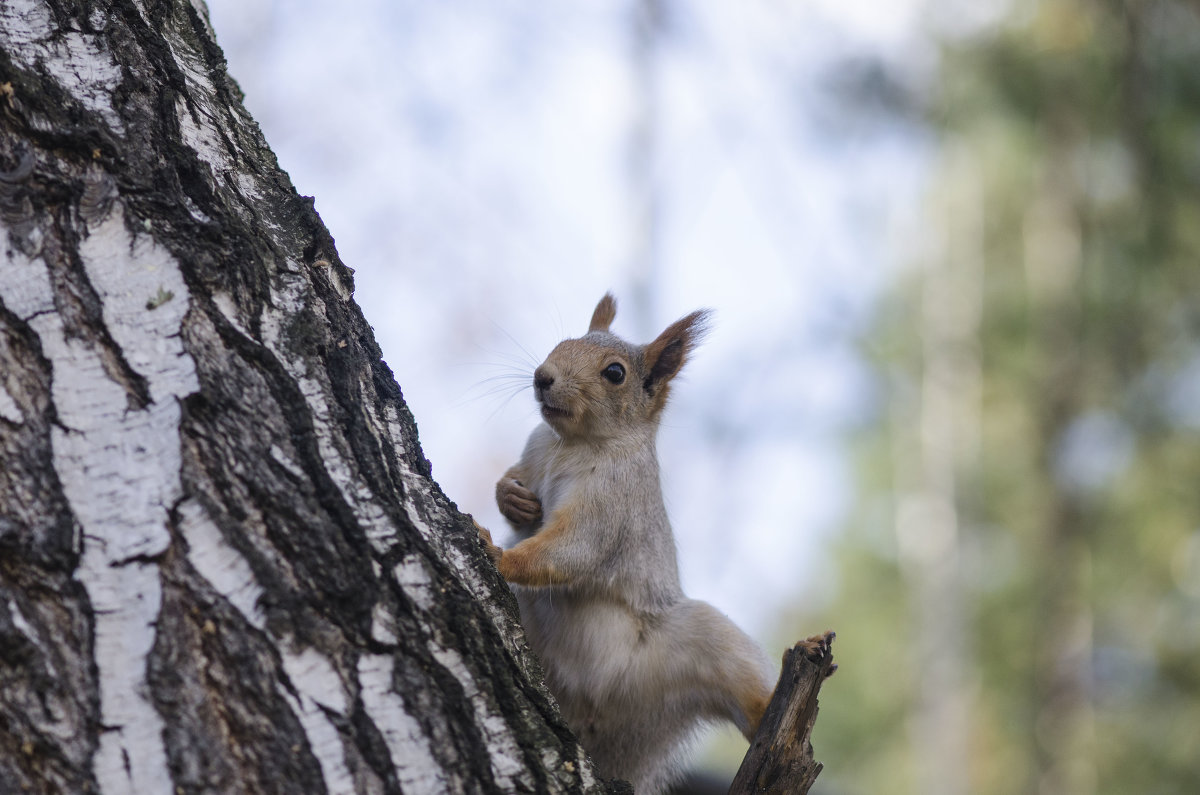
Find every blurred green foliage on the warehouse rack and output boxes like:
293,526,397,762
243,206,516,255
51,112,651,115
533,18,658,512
805,1,1200,793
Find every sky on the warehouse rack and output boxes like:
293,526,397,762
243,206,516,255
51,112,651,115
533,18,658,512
203,0,932,641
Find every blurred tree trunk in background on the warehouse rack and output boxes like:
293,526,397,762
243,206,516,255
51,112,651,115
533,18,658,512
893,144,982,795
0,2,613,793
626,0,665,339
1023,118,1095,795
813,2,1200,794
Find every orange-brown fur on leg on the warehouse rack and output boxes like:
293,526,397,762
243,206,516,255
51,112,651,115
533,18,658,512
494,511,573,587
738,680,772,740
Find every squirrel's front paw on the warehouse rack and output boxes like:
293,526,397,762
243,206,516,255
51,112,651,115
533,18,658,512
474,519,503,565
496,477,543,525
796,630,837,677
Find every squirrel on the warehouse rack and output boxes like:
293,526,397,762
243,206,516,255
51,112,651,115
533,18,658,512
477,294,833,794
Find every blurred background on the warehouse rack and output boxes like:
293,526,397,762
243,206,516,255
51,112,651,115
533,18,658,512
204,1,1200,793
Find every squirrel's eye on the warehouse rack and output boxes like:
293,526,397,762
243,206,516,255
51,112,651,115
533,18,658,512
602,362,626,385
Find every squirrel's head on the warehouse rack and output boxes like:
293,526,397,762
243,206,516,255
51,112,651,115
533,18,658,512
533,293,710,442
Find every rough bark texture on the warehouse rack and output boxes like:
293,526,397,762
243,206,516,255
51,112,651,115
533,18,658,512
0,2,616,793
727,639,835,795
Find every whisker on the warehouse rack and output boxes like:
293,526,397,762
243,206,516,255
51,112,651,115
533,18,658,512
483,385,535,421
465,354,533,370
471,350,537,375
472,372,534,388
487,322,542,372
455,320,546,420
454,377,530,408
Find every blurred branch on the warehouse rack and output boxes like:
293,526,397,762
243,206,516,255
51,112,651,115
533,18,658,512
816,55,925,135
728,634,836,795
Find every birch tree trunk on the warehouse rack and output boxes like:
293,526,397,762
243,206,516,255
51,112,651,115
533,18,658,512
0,2,614,793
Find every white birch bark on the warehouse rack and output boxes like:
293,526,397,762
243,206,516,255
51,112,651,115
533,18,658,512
0,1,615,793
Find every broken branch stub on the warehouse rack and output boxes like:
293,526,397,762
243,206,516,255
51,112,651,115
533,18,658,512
728,632,836,795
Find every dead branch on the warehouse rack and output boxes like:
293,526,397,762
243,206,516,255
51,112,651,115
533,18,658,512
728,632,836,795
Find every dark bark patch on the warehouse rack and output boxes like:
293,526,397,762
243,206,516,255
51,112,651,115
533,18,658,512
150,548,329,795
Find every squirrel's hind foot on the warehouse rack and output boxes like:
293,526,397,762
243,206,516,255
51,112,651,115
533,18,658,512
796,630,837,677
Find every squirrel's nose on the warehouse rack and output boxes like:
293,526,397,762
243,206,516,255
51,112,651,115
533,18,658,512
533,368,554,393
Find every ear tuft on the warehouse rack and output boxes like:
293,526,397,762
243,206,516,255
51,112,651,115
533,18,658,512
588,293,618,333
642,308,712,400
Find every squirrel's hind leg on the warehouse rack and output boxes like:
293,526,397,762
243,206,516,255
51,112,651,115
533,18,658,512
651,599,775,740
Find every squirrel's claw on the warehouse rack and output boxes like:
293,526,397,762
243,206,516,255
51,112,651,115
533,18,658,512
474,519,503,565
796,630,837,677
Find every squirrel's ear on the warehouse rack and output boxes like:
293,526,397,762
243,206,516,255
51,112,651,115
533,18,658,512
642,309,711,403
589,293,617,333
